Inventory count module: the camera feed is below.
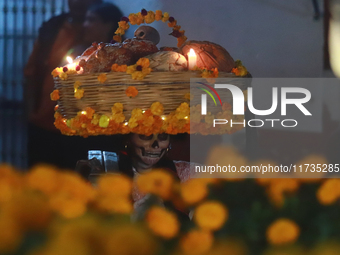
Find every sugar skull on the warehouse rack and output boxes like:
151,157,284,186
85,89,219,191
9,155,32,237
128,133,170,171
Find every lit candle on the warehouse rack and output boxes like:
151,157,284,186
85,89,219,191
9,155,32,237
64,56,82,72
66,56,76,70
188,49,197,70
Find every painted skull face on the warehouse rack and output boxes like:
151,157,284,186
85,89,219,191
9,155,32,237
129,133,170,170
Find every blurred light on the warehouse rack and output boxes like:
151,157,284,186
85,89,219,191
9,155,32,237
329,1,340,77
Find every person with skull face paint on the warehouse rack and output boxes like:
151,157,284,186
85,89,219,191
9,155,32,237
76,133,183,180
76,132,193,220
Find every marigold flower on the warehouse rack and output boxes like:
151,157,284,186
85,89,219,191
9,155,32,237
175,102,190,119
266,218,300,246
201,67,219,78
51,67,63,77
84,107,95,119
118,20,130,30
59,72,68,80
26,165,59,195
168,20,177,28
146,206,179,239
128,108,143,128
49,196,86,219
125,86,138,98
131,71,145,80
0,216,22,253
136,58,150,68
111,63,127,72
136,12,144,25
136,169,175,200
180,229,213,255
74,80,82,90
162,12,169,22
155,10,162,21
194,201,228,231
112,103,123,113
50,90,60,101
232,61,248,76
317,179,340,205
97,73,107,83
115,27,125,35
99,115,110,128
97,174,132,197
181,179,208,205
128,13,138,25
105,225,157,255
267,178,300,208
126,60,152,80
113,35,122,42
145,10,155,24
74,88,84,99
95,195,132,214
150,102,164,116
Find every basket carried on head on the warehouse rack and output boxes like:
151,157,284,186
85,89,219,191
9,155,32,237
51,9,251,137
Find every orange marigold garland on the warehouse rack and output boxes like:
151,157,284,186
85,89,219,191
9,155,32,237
114,9,187,47
53,100,244,136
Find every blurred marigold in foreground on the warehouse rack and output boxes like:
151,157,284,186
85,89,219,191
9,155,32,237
136,169,175,200
194,201,228,231
180,229,213,255
316,179,340,205
145,206,179,239
266,218,300,246
180,179,208,205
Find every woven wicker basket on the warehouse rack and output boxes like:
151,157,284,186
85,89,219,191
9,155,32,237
54,71,250,120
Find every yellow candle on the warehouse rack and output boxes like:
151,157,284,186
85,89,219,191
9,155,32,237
188,49,197,70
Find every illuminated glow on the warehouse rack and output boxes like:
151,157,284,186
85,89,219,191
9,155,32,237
66,56,73,64
81,111,87,115
184,116,188,119
188,49,197,70
330,16,340,77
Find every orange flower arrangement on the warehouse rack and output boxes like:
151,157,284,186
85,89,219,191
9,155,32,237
125,86,139,98
52,99,244,136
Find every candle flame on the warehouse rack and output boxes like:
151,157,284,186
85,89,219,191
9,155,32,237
66,56,73,64
188,48,196,57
